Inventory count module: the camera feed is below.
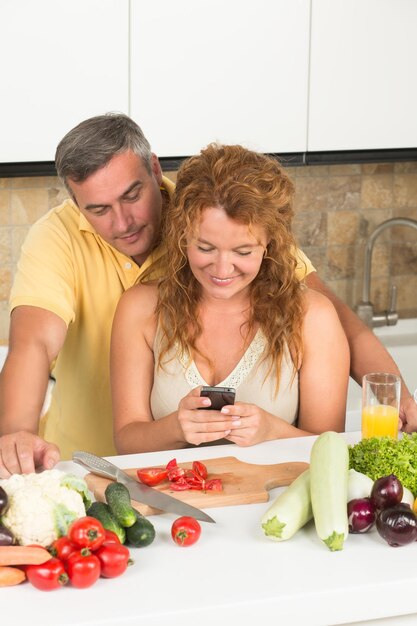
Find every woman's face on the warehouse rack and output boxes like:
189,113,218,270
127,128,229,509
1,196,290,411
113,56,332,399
186,206,268,301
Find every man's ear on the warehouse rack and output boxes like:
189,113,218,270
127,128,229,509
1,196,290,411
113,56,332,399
151,153,163,185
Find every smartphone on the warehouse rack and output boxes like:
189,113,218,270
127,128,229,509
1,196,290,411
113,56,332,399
199,386,236,411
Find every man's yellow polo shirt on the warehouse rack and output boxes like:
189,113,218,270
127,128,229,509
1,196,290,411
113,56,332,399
9,175,314,460
9,179,173,460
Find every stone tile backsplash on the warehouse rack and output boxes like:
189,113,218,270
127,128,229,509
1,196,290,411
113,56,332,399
0,162,416,343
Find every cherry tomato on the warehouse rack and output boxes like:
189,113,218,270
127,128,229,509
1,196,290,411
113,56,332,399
26,557,68,591
136,467,168,486
49,536,77,561
66,549,101,588
171,516,202,547
95,543,132,578
103,529,121,545
67,516,106,551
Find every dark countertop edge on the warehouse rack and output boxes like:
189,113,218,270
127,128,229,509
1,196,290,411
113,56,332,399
1,148,417,177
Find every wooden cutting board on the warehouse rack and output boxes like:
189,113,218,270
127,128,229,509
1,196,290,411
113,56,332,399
84,456,309,516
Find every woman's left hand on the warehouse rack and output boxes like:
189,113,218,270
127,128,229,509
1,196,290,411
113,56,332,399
221,402,274,446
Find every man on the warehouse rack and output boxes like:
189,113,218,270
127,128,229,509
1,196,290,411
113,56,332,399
0,113,415,477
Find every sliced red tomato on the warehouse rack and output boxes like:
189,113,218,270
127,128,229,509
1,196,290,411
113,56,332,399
167,465,186,482
205,478,223,491
166,458,178,471
170,477,192,491
192,460,208,480
137,467,168,486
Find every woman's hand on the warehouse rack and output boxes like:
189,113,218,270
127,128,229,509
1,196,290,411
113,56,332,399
177,387,237,445
220,402,279,446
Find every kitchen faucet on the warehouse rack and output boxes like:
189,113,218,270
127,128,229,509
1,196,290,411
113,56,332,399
356,217,417,328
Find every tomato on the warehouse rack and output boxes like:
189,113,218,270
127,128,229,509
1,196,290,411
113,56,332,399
170,477,193,491
205,478,223,491
66,549,101,588
192,460,208,480
166,458,178,471
26,557,68,591
49,536,78,561
95,543,132,578
136,467,168,486
171,516,202,547
67,516,106,551
103,529,121,545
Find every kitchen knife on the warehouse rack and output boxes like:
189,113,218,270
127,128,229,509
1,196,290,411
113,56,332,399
73,450,215,523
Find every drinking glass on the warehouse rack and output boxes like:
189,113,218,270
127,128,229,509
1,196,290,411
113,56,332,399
362,372,400,439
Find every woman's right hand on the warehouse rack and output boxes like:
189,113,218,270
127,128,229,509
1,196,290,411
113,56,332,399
177,387,237,445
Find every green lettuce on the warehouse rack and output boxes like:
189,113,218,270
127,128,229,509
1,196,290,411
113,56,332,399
349,433,417,496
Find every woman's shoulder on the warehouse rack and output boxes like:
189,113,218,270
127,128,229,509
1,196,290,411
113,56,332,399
302,286,339,323
116,282,158,322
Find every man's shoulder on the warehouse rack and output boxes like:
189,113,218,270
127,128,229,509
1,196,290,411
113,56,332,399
35,198,79,228
25,199,82,247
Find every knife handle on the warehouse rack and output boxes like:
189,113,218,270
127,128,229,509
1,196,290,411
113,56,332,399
72,450,119,480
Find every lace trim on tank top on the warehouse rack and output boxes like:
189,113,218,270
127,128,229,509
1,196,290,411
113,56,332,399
179,328,266,389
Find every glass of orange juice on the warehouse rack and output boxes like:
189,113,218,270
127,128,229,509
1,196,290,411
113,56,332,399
362,373,400,439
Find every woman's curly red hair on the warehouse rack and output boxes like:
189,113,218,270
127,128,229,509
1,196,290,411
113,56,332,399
153,143,305,389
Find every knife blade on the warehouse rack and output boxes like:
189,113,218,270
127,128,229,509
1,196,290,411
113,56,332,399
73,451,215,523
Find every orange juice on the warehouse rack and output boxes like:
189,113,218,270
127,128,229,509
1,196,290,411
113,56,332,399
361,404,399,439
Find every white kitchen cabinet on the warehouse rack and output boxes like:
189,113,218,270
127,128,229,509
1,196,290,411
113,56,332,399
0,0,129,162
130,0,310,157
308,0,417,151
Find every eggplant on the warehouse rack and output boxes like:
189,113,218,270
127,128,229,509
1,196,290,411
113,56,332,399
0,486,8,516
0,523,15,546
376,505,417,547
370,474,403,510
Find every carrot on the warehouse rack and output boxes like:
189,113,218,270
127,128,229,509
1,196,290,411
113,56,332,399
0,545,51,566
0,566,26,586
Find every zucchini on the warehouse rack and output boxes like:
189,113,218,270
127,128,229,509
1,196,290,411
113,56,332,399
125,510,156,548
87,501,126,544
261,469,312,541
105,482,137,528
310,431,349,551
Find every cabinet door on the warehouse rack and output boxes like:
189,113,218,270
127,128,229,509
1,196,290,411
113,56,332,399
308,0,417,151
0,0,129,162
130,0,310,157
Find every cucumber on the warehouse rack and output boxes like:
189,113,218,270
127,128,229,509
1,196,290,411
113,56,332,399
86,501,126,544
105,482,137,528
260,469,312,541
125,511,156,548
310,431,349,551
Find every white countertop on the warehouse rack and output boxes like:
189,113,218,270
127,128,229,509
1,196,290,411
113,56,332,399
5,432,417,626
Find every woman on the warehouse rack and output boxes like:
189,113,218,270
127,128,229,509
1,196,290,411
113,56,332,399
110,144,349,453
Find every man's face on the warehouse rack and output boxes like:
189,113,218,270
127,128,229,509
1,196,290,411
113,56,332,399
68,150,163,265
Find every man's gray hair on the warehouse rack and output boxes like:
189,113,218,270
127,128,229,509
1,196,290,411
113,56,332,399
55,112,152,194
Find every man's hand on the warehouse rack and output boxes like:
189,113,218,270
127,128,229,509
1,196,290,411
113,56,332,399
400,394,417,433
0,431,60,477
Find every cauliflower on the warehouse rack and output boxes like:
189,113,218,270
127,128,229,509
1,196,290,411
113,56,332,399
0,469,92,547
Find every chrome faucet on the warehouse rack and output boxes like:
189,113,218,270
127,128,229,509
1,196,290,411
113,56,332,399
356,217,417,328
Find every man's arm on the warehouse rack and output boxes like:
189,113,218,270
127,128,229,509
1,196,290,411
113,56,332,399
304,271,417,432
0,306,67,476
